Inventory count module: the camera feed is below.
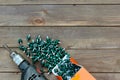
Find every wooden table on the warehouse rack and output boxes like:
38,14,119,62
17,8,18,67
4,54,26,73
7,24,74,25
0,0,120,80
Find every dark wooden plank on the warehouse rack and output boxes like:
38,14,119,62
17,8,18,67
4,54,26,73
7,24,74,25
1,48,120,72
0,73,57,80
0,0,119,4
0,5,120,26
0,73,21,80
69,50,120,72
92,73,120,80
0,73,120,80
1,27,120,49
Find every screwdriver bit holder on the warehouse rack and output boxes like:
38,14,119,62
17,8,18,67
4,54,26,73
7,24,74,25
18,34,96,80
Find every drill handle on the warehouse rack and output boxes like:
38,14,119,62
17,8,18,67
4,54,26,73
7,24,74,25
19,60,47,80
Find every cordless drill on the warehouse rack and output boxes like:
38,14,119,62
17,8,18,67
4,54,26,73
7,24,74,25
3,44,47,80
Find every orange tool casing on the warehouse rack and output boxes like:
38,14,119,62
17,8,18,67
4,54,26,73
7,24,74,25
56,58,96,80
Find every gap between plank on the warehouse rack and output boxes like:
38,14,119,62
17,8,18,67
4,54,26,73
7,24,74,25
0,71,120,73
0,4,120,6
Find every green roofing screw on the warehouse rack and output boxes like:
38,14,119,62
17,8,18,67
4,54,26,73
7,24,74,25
18,38,23,44
41,60,45,65
54,69,58,73
44,63,49,68
57,71,63,76
32,48,37,53
40,41,45,46
67,70,74,77
53,39,60,45
48,65,53,71
36,35,41,43
19,45,27,52
26,34,31,41
62,75,67,80
27,43,33,50
56,53,61,58
26,51,31,57
48,44,54,49
61,65,66,71
46,36,52,43
32,39,35,43
32,56,39,63
59,64,65,70
33,43,38,48
64,59,70,63
17,34,74,74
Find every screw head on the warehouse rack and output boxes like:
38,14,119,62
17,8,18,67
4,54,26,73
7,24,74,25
18,39,23,44
26,34,31,41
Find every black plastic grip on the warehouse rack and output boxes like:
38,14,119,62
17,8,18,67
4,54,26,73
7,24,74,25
18,60,47,80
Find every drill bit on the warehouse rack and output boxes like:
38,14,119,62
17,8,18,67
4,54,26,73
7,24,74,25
3,44,12,53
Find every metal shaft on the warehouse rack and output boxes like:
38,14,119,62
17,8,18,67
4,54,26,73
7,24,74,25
3,44,12,53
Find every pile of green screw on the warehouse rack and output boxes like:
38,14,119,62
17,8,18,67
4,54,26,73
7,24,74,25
18,34,81,80
18,34,67,73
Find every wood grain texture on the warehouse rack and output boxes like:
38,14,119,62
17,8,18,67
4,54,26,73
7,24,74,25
0,73,21,80
1,48,120,72
69,50,120,72
0,5,120,26
0,73,57,80
0,73,119,80
1,27,120,49
0,0,119,79
92,73,120,80
0,0,119,4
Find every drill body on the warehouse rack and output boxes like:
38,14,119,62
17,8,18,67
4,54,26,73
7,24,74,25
3,45,47,80
19,60,46,80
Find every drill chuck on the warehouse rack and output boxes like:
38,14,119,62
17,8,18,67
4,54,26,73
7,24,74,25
10,51,24,66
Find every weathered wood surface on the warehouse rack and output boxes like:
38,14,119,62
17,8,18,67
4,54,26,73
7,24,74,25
0,73,120,80
0,27,120,79
0,5,120,26
92,73,120,80
1,27,120,49
0,73,57,80
0,0,120,4
1,48,120,72
0,0,119,79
